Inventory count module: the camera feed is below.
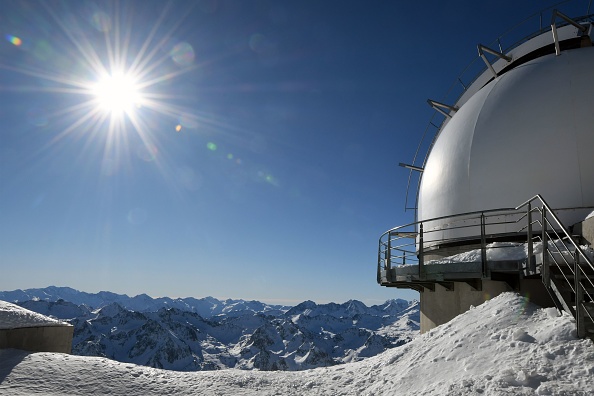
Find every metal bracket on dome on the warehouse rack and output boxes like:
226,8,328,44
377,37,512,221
399,163,424,172
551,9,589,56
427,99,458,119
477,44,512,78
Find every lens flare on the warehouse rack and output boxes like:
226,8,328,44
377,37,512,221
127,208,147,225
136,143,159,162
6,35,22,46
169,42,195,67
91,12,111,33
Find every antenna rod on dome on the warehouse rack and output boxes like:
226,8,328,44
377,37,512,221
399,163,424,172
427,99,458,118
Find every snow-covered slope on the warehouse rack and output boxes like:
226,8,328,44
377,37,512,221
1,293,591,395
9,296,419,371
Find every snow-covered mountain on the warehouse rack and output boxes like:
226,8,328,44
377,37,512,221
0,286,289,318
1,292,592,395
2,287,419,371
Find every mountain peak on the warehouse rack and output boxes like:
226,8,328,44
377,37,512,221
95,302,126,317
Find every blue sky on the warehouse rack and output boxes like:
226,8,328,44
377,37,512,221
0,0,589,305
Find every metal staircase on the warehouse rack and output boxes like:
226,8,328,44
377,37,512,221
526,195,594,340
545,258,594,337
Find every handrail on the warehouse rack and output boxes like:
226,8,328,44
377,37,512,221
517,195,594,337
378,206,531,281
379,207,517,240
378,193,594,339
377,195,592,279
403,1,594,215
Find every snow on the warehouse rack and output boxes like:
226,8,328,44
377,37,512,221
0,300,69,330
427,241,594,265
428,241,527,264
1,292,592,395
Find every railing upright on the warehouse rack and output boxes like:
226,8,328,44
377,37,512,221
542,206,550,287
387,235,392,271
480,213,488,277
377,246,382,284
575,251,585,338
527,202,534,274
419,223,424,279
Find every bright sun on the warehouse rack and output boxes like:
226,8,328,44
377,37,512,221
8,4,199,144
92,72,142,114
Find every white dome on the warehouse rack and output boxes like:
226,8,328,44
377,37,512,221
418,46,594,227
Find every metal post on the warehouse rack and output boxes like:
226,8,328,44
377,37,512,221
478,44,512,78
419,223,424,280
385,234,392,283
575,251,585,338
542,207,549,287
551,10,588,56
527,202,534,275
386,234,392,271
480,213,488,277
551,21,561,56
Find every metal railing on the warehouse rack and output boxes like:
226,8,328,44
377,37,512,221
403,1,594,217
378,206,551,281
378,194,594,338
518,195,594,338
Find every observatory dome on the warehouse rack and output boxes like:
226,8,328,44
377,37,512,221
418,46,594,227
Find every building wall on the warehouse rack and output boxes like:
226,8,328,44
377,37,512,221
420,279,555,333
0,326,73,354
574,216,594,245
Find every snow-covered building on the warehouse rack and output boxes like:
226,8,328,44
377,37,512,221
0,300,73,354
378,4,594,339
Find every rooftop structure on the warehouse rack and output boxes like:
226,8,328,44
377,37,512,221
378,3,594,339
0,300,73,353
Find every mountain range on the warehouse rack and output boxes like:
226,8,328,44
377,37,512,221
0,286,290,318
0,286,420,371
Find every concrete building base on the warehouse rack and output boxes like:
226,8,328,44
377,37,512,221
0,326,74,354
420,279,555,333
574,216,594,245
